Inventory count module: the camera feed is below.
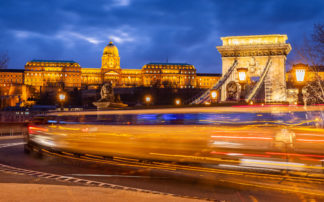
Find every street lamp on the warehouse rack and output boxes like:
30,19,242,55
144,95,152,105
210,90,218,103
293,64,308,104
237,67,248,102
175,98,181,106
58,93,66,111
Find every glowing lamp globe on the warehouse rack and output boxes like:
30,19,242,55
237,67,248,84
210,91,217,99
145,95,151,103
59,93,66,101
293,63,308,84
295,69,306,82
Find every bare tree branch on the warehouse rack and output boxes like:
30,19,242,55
295,23,324,104
0,52,9,69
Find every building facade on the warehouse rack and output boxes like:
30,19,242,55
1,41,220,91
24,60,81,88
0,41,221,107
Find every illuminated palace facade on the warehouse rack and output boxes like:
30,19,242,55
0,41,220,91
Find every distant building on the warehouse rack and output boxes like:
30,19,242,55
24,60,81,88
196,73,222,89
20,42,221,89
0,69,24,86
0,41,222,107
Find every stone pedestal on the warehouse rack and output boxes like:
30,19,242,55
92,102,110,110
93,101,128,110
110,103,128,108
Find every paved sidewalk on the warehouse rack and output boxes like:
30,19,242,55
0,183,205,202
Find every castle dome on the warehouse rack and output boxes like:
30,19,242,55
103,41,119,57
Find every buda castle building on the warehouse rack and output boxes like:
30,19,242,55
1,41,220,92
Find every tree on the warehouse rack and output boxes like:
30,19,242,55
297,23,324,105
0,52,9,69
312,24,324,64
0,52,9,108
303,80,324,104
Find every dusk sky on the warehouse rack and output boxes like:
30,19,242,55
1,0,323,73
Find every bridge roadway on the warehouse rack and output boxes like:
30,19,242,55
0,136,324,202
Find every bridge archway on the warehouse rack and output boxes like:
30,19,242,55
226,81,239,101
217,35,291,103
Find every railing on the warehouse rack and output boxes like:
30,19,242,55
188,60,238,105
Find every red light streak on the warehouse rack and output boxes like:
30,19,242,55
266,152,324,158
28,126,48,132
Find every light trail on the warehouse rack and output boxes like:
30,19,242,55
25,104,324,199
41,148,324,185
49,105,324,116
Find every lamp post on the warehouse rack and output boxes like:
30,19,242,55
237,67,248,102
58,93,66,111
293,64,307,105
210,90,218,104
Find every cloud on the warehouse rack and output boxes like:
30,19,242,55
104,0,131,10
0,0,323,72
56,31,103,45
109,33,134,44
113,0,130,6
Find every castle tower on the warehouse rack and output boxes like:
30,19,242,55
101,41,120,70
101,41,121,86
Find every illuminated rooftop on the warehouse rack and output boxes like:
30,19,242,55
143,62,195,70
29,60,77,63
221,34,288,46
103,41,119,56
147,62,191,66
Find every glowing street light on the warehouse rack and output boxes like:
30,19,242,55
58,93,66,111
296,69,306,82
175,98,181,106
294,64,307,83
237,67,248,84
211,91,217,99
237,67,248,102
145,95,152,105
293,64,308,104
210,90,218,103
59,93,66,101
